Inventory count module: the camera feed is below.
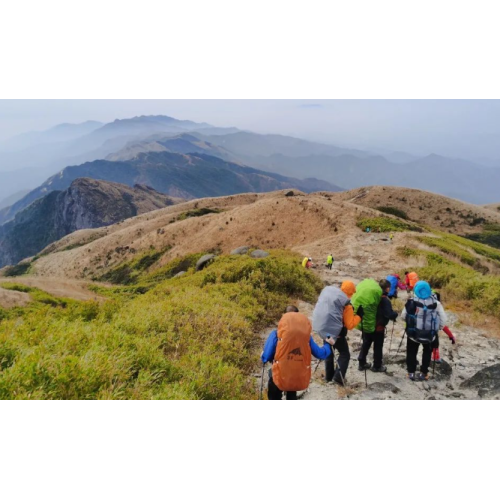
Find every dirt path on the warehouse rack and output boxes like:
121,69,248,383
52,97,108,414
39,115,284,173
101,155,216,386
259,233,500,400
0,277,105,307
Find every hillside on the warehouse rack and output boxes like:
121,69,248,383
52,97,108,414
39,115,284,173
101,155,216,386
2,185,500,399
0,178,180,268
0,151,341,224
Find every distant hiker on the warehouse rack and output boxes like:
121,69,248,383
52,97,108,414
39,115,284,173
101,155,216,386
366,227,371,233
386,273,406,299
326,254,334,270
405,271,419,294
373,279,399,372
302,257,313,269
351,279,383,372
389,233,394,242
430,290,456,363
312,281,362,385
302,257,309,268
261,306,335,400
402,281,448,381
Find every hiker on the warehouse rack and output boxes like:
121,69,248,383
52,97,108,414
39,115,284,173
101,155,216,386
389,233,394,242
351,279,383,372
261,306,335,400
430,290,456,363
373,279,399,372
302,257,309,268
326,254,334,270
405,271,419,294
402,281,448,381
386,273,406,299
366,227,371,233
302,257,313,269
312,281,363,385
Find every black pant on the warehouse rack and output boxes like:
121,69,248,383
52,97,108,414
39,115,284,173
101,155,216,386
327,263,333,270
268,370,297,400
324,337,350,383
406,338,432,374
358,330,384,368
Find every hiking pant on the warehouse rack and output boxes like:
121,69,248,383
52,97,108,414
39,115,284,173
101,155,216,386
327,263,333,270
324,337,350,383
406,338,432,375
358,330,384,369
267,370,297,400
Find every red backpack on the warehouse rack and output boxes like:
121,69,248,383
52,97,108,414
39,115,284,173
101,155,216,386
272,312,312,392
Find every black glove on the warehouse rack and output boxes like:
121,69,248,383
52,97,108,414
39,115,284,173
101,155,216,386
451,336,456,345
357,305,364,319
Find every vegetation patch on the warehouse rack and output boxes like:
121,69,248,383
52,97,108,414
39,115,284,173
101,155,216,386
417,236,477,267
3,262,32,277
357,216,422,233
176,207,222,222
0,251,322,399
376,206,409,220
465,223,500,251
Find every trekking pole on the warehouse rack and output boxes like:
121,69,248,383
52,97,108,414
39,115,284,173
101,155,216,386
361,319,368,389
259,363,265,400
393,330,406,362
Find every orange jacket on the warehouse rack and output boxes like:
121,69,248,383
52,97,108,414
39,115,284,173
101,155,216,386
343,304,362,330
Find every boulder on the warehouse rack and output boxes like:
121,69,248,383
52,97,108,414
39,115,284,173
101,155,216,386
174,271,186,278
460,363,500,395
195,254,215,271
285,191,294,197
250,250,270,259
230,246,250,255
369,382,400,394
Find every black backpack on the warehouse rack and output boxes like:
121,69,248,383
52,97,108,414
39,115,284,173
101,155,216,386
405,297,439,344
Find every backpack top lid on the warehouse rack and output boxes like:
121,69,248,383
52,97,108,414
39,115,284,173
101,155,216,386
414,281,432,300
278,311,312,339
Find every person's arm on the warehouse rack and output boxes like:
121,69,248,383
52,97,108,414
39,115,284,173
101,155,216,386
343,304,361,330
436,302,448,329
398,281,406,290
443,325,456,343
309,336,332,360
261,330,278,364
380,297,398,321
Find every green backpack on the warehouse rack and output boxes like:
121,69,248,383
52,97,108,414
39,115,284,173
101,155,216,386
351,279,382,333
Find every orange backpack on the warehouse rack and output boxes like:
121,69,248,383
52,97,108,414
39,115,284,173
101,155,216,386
272,312,312,392
408,272,419,288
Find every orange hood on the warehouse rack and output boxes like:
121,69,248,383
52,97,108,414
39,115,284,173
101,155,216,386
341,281,356,298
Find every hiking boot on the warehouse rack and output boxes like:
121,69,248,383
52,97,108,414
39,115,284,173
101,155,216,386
358,362,371,371
371,365,387,373
418,372,429,381
407,373,416,381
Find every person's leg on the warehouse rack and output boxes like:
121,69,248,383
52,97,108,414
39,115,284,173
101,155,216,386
358,332,374,368
286,391,297,400
421,343,432,375
334,336,350,383
268,370,283,400
406,338,419,374
324,340,335,382
373,330,385,369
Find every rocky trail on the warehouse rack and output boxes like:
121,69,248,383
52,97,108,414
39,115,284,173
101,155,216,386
259,232,500,400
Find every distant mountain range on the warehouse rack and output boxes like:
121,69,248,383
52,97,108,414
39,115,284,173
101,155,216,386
0,178,179,268
1,114,500,208
0,151,341,227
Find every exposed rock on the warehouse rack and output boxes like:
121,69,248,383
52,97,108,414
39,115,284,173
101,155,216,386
285,191,295,197
432,359,453,380
250,250,270,259
230,246,250,255
460,363,500,395
196,254,215,271
369,382,400,394
174,271,186,278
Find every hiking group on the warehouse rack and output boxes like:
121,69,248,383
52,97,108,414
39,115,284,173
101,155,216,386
261,269,456,400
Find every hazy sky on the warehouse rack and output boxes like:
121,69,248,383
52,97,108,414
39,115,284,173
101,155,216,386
1,99,499,159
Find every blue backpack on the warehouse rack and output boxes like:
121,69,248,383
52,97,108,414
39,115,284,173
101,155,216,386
386,275,398,297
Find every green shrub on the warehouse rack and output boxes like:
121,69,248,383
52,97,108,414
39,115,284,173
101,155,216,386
376,206,409,220
357,217,422,233
417,236,477,267
3,262,31,277
0,251,322,399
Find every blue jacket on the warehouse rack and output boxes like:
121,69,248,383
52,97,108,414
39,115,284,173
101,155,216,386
261,329,332,364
